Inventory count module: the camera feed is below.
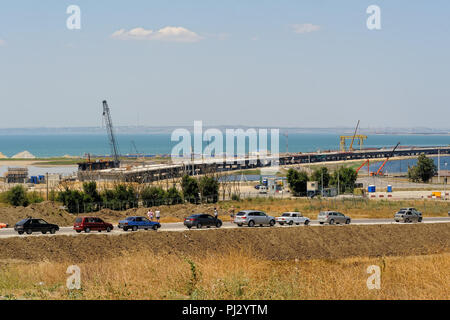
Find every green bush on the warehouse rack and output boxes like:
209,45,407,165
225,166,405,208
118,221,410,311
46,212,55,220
286,169,309,196
141,186,167,206
181,175,200,203
6,185,29,207
198,176,219,203
330,166,358,194
166,186,183,205
27,191,44,204
408,154,437,183
57,189,85,213
311,167,330,189
100,184,137,210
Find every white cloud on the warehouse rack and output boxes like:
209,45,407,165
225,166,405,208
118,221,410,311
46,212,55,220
111,26,203,43
291,24,321,34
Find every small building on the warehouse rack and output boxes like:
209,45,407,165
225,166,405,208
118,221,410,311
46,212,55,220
431,170,450,184
47,174,62,188
307,181,319,197
5,167,28,183
307,181,319,192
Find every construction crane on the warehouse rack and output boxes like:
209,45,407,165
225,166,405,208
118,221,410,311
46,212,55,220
282,131,289,153
349,120,360,151
356,159,370,175
102,100,121,168
340,121,367,152
131,140,139,156
371,142,400,176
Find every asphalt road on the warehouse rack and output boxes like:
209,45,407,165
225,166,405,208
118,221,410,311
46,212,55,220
0,217,449,239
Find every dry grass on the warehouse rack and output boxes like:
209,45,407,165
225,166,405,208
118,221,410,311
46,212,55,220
1,251,449,300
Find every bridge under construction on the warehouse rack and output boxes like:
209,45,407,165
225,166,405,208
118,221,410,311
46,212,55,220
78,102,449,182
77,145,450,182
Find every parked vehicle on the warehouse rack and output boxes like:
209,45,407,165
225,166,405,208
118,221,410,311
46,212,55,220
234,210,276,227
259,186,268,194
394,208,423,223
73,217,114,233
318,211,351,225
276,212,310,226
14,218,59,235
0,223,8,229
118,216,161,231
184,214,222,229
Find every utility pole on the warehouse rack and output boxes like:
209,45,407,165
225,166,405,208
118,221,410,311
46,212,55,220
438,147,441,183
46,172,49,200
321,170,324,197
444,162,448,200
337,169,340,196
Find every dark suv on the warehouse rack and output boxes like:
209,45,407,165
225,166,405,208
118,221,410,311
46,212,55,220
74,217,114,233
14,218,59,235
184,214,222,229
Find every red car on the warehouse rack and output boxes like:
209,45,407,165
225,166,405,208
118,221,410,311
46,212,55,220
73,217,113,233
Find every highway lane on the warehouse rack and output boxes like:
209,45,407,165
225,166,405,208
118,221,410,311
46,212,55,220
0,217,449,239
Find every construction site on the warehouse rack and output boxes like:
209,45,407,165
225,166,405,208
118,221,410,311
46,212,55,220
1,102,448,202
74,108,449,190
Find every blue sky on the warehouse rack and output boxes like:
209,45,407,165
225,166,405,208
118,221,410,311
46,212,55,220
0,1,449,128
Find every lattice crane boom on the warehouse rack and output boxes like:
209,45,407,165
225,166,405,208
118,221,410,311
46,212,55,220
102,100,120,167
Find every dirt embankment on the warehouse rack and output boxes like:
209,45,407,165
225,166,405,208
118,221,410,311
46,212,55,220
95,203,220,223
0,202,75,227
0,223,448,263
0,202,221,227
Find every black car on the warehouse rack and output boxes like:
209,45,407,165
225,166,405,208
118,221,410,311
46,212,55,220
184,214,222,229
14,218,60,235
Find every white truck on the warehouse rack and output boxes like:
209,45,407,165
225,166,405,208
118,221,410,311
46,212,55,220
276,212,310,226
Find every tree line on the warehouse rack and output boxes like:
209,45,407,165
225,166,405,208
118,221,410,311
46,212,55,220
286,166,358,196
57,174,219,213
0,174,219,213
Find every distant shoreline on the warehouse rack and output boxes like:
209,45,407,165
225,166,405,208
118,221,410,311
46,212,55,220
0,127,449,135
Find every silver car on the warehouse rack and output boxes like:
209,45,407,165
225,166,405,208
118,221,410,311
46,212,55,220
276,212,310,226
318,211,351,225
394,208,423,223
234,210,276,227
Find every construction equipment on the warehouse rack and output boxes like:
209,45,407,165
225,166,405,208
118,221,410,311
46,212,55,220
356,159,370,175
371,142,400,176
340,121,367,152
130,140,146,165
349,120,360,151
131,140,139,155
282,132,289,153
102,100,121,168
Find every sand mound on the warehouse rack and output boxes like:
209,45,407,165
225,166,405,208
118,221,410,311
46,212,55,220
0,152,7,159
12,151,36,159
